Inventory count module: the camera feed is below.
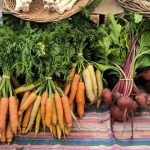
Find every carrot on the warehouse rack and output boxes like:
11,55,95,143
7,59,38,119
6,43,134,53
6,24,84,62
64,125,70,136
82,68,95,103
35,107,41,136
52,97,57,126
6,121,13,144
41,91,48,131
21,104,33,134
0,124,6,143
61,95,72,128
96,70,103,98
18,91,31,133
45,95,53,131
9,96,18,134
76,81,85,118
64,84,71,96
25,95,41,133
54,93,64,131
64,63,76,95
96,70,103,108
19,91,31,109
18,92,37,116
87,65,97,100
52,125,57,138
69,74,80,105
56,124,62,140
15,84,36,94
0,97,9,135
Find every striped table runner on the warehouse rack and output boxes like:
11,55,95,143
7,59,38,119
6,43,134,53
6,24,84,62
0,106,150,150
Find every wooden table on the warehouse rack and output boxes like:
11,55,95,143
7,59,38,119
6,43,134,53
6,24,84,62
0,0,124,24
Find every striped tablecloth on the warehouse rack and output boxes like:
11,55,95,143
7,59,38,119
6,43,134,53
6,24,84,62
0,106,150,150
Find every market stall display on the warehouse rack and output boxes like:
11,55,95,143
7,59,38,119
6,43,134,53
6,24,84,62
0,0,149,148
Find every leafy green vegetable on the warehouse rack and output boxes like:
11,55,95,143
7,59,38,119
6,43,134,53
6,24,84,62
92,14,129,66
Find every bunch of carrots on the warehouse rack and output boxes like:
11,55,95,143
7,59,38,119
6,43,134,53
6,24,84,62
0,75,18,144
64,51,104,119
16,77,73,139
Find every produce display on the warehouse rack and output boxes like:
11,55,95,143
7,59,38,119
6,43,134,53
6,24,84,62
0,12,149,145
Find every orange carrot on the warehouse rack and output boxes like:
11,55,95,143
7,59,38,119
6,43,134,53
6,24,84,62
45,95,53,131
21,104,33,134
18,91,31,133
18,92,37,116
41,91,48,131
76,82,85,118
69,74,80,105
19,91,31,110
0,97,9,135
52,97,57,126
64,84,71,96
0,100,1,115
64,125,70,136
0,123,6,143
61,95,72,128
54,93,64,131
64,63,76,95
9,96,18,134
6,121,13,144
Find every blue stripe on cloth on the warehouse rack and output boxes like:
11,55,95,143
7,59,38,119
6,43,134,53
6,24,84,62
12,137,150,146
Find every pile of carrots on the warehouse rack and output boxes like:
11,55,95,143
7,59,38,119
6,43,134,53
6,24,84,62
0,96,18,144
0,74,19,144
64,61,104,119
0,60,104,144
16,77,73,140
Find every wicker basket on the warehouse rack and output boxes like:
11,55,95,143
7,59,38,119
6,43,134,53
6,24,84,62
3,0,91,22
117,0,150,18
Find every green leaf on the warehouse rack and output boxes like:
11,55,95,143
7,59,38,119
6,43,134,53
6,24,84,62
134,13,143,24
107,13,122,45
135,55,150,69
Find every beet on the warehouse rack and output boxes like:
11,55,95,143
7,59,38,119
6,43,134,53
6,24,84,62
110,105,124,121
128,101,138,113
135,92,148,107
102,88,112,105
117,96,133,110
112,92,121,101
142,70,150,81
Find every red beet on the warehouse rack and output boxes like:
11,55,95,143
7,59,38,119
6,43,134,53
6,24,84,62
102,88,112,105
142,70,150,81
135,92,148,107
112,92,121,101
111,105,124,121
128,101,138,113
117,96,133,110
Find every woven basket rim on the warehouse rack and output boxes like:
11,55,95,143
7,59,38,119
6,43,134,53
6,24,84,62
117,0,150,18
3,0,92,22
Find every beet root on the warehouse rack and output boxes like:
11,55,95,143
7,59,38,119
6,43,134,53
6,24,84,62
110,105,125,121
142,70,150,81
102,88,112,105
117,96,133,110
128,101,138,113
135,92,148,107
112,92,121,101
